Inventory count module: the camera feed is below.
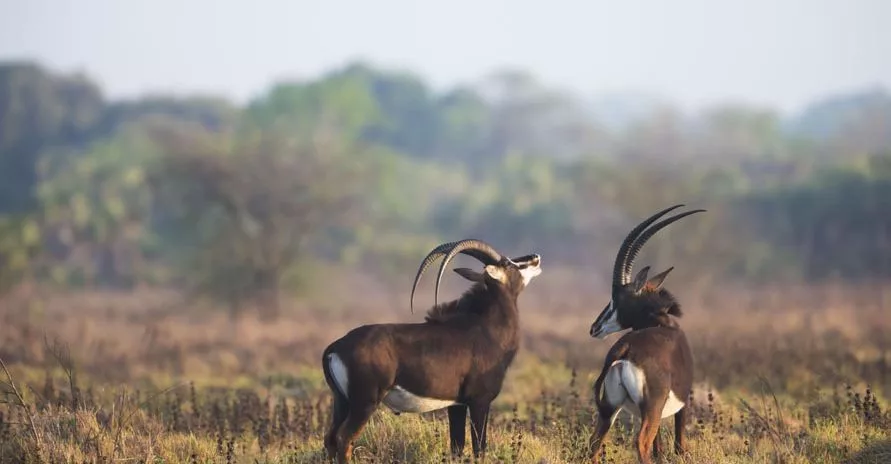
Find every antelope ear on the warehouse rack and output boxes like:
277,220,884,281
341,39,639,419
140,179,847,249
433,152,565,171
453,267,485,283
484,265,508,284
646,267,674,290
632,266,651,293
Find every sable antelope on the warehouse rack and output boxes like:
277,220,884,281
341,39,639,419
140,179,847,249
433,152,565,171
588,205,705,464
321,239,542,463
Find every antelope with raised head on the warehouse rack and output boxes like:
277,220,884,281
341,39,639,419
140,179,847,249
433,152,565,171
321,239,542,463
588,204,705,464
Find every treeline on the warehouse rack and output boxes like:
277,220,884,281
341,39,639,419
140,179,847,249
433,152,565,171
1,61,889,315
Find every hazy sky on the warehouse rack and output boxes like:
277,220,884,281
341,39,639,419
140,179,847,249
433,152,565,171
2,0,889,113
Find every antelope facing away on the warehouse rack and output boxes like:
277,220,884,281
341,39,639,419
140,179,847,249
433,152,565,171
321,239,542,463
588,205,705,464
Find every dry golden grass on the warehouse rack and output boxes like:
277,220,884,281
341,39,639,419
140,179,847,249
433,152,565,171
1,271,890,463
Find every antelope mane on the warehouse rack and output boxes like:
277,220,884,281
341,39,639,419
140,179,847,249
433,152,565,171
424,283,490,323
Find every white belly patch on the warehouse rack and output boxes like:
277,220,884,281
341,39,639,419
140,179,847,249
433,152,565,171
661,390,685,418
327,353,349,398
382,385,457,414
327,354,457,413
601,360,685,419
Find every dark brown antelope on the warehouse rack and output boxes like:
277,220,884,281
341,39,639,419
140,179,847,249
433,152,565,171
321,239,542,463
588,204,705,464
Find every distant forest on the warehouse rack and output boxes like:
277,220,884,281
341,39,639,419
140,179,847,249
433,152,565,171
1,61,889,316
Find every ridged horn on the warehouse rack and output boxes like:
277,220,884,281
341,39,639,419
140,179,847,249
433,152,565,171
433,239,503,307
622,209,706,285
410,241,459,313
612,204,686,289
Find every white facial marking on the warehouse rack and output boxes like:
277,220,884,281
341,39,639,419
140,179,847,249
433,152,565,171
382,385,458,413
327,353,349,399
519,264,542,286
508,255,541,287
662,390,685,418
592,302,622,339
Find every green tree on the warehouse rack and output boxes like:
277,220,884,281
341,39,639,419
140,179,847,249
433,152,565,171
742,153,891,281
36,124,160,288
99,96,239,135
0,62,104,214
244,65,381,139
0,215,41,293
149,124,365,319
694,105,786,162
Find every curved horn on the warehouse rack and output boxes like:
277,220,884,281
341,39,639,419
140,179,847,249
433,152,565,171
613,204,686,288
433,239,503,307
410,241,458,313
622,209,706,285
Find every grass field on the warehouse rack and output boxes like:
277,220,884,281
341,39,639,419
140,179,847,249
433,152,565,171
1,275,890,463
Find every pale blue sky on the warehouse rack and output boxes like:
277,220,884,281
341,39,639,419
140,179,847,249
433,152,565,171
2,0,889,113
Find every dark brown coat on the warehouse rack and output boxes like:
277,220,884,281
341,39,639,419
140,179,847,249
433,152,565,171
322,256,541,463
588,204,705,464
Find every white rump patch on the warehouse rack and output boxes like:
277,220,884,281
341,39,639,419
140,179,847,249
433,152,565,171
382,385,458,414
601,360,685,419
603,360,645,414
327,353,349,398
